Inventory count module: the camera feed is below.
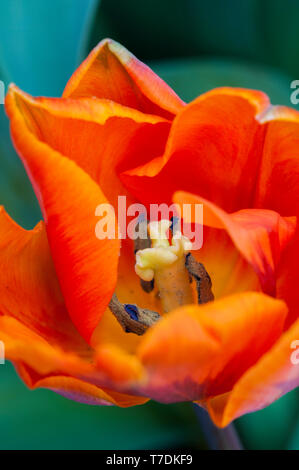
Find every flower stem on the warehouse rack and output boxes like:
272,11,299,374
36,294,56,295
193,404,243,450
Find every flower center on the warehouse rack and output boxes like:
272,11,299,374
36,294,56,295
109,219,214,335
135,220,194,313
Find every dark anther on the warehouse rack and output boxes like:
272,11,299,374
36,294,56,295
134,217,154,293
109,293,160,335
185,253,214,304
140,278,155,293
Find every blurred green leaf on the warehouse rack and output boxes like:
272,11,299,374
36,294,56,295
152,57,294,107
0,363,202,450
91,0,262,60
0,0,100,228
287,411,299,450
94,0,299,79
0,0,100,96
237,389,299,450
90,0,198,60
260,0,299,79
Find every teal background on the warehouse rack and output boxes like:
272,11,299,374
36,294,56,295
0,0,298,450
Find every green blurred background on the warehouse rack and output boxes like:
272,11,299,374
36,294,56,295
0,0,298,450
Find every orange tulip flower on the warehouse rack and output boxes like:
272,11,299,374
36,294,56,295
2,39,299,428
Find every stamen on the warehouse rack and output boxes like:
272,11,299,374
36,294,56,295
185,253,214,304
135,220,194,312
109,222,214,336
109,294,160,335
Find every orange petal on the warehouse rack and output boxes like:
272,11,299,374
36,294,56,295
6,87,120,342
174,191,296,296
137,292,287,402
121,88,269,212
206,317,299,427
277,215,299,328
0,316,92,376
15,364,148,407
5,86,170,209
63,38,184,119
255,105,299,216
0,207,87,353
1,314,146,397
1,314,146,406
91,307,142,355
95,344,145,385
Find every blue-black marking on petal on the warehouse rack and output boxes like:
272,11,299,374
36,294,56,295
124,304,139,321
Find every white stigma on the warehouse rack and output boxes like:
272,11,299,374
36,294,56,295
135,220,192,282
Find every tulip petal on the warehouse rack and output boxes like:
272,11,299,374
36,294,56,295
95,344,145,385
255,105,299,216
0,207,88,352
0,313,146,395
5,86,170,209
137,292,287,402
174,191,296,296
121,88,270,212
91,307,143,355
206,317,299,427
15,364,148,407
0,315,92,376
63,38,185,118
6,87,120,342
277,216,299,328
1,314,147,406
